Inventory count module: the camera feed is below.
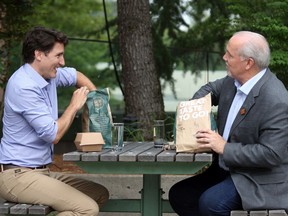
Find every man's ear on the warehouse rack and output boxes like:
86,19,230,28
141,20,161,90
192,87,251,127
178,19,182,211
245,57,255,70
34,50,43,62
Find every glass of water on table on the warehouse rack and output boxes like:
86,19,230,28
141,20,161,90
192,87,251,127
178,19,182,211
153,120,165,148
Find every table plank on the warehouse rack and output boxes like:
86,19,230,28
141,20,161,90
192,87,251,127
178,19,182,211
81,150,108,162
100,142,143,162
156,150,176,162
63,151,82,161
176,152,194,162
195,153,213,162
119,142,154,162
138,147,163,162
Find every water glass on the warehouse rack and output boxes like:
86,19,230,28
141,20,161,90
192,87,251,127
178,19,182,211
111,123,124,151
153,120,165,148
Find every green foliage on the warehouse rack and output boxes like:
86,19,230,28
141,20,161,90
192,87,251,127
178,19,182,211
150,0,229,91
0,0,41,88
2,0,122,113
151,0,288,87
0,0,36,40
27,0,119,111
29,0,104,36
225,0,288,87
171,0,230,71
3,0,288,113
151,0,188,38
150,1,190,97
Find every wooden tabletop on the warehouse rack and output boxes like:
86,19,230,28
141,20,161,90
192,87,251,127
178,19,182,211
63,141,213,163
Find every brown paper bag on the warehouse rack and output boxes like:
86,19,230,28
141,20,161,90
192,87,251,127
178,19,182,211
175,93,213,153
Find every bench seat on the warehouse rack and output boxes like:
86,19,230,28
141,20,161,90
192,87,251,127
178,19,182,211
231,210,287,216
1,202,287,216
0,202,53,215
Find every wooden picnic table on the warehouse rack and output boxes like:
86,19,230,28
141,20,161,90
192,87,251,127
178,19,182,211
63,141,213,216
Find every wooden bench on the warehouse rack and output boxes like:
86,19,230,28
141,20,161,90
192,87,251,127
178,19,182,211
0,202,53,215
231,210,288,216
1,203,287,216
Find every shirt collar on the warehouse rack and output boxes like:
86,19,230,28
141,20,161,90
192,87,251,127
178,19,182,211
235,68,266,95
23,63,49,89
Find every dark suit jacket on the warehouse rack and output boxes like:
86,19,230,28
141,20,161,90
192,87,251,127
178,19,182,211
193,68,288,210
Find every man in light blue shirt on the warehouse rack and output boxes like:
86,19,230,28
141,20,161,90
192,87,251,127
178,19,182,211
0,26,109,216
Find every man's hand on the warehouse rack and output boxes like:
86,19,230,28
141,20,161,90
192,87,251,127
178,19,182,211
54,86,89,144
70,86,90,112
196,129,226,154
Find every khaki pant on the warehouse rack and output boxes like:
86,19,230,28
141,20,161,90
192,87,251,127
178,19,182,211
0,168,109,216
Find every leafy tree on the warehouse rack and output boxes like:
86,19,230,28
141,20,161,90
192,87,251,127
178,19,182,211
0,0,40,117
151,0,229,74
21,0,120,111
225,0,288,86
150,0,288,89
162,0,288,86
150,0,188,98
149,0,228,101
2,0,288,140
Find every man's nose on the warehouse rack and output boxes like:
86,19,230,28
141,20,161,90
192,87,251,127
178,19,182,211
223,53,227,61
59,56,65,66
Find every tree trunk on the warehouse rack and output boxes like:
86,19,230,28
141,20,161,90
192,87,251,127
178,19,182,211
117,0,165,140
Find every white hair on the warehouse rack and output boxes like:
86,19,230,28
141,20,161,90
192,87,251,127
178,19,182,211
233,31,270,69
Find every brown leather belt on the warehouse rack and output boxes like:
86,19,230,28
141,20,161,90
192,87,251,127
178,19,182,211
0,164,47,172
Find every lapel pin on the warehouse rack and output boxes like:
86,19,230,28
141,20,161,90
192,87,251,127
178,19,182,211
240,108,246,115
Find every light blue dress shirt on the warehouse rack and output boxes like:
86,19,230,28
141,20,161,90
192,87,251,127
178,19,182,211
0,64,77,167
219,69,266,170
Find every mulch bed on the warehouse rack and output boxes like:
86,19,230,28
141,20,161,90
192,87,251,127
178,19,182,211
49,154,86,174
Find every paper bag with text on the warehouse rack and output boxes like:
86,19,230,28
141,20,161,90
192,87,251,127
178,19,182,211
175,93,215,153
